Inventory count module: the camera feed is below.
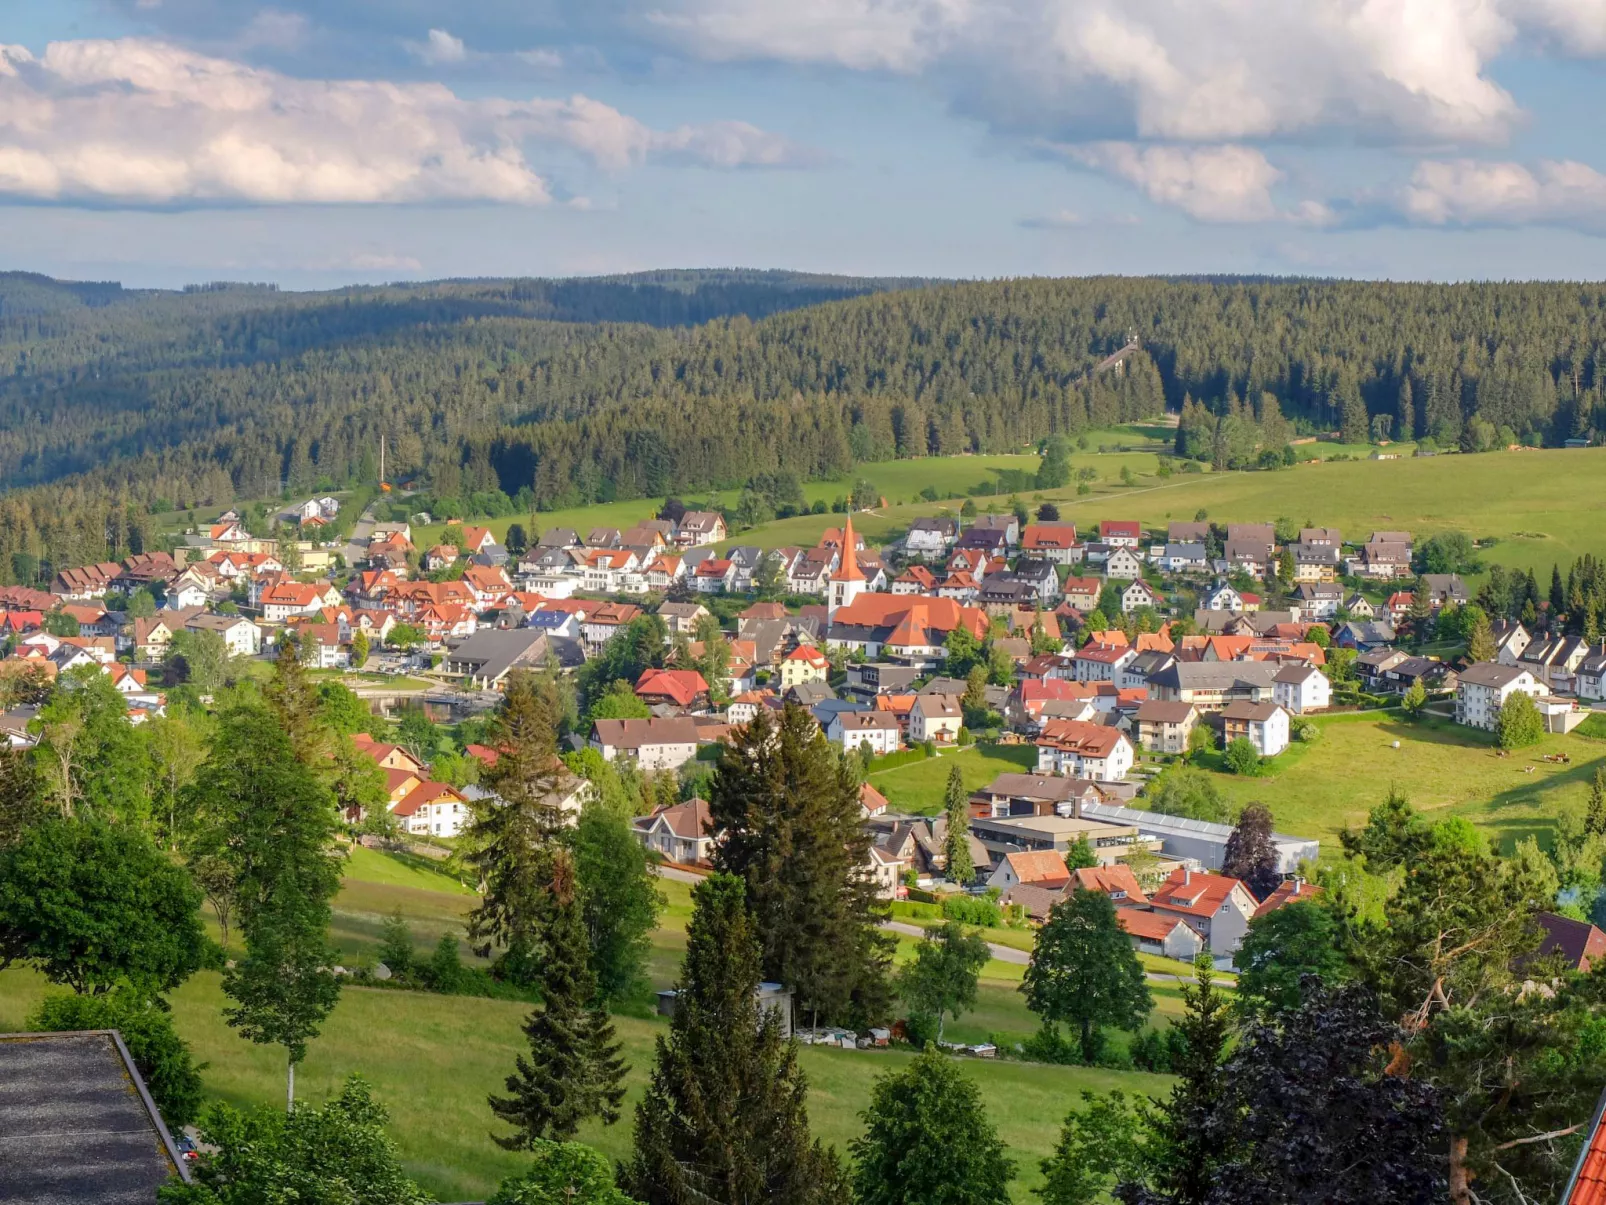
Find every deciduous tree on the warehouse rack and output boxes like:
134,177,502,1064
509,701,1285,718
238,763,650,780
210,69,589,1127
898,922,990,1043
1022,890,1151,1063
1221,804,1280,900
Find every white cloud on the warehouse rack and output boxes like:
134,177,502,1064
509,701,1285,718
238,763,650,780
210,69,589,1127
515,48,565,70
410,28,467,64
0,38,814,206
639,0,1542,146
1400,158,1606,231
1058,142,1334,224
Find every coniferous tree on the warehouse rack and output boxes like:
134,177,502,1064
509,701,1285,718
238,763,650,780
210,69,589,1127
623,874,847,1205
466,672,568,985
262,639,328,766
1118,958,1232,1205
942,764,974,885
1465,607,1496,662
489,850,627,1147
710,704,893,1027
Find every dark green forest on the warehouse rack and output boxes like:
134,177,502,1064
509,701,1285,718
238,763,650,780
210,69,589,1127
3,270,1606,581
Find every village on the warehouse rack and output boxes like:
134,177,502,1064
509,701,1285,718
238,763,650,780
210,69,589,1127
3,490,1603,978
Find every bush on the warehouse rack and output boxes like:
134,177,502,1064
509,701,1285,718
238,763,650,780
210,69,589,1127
890,899,944,920
29,989,205,1128
1021,1023,1081,1065
1224,738,1263,775
942,895,1004,927
421,934,469,994
1292,719,1321,743
1498,692,1545,750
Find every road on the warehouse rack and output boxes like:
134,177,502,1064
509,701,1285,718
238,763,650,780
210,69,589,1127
342,503,379,567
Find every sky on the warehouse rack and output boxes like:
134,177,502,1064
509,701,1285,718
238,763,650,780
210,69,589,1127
4,0,1606,287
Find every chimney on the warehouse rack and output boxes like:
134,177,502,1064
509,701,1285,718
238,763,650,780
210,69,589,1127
1291,876,1302,896
1183,867,1191,886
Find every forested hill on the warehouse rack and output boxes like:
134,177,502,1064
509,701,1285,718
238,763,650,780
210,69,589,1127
3,273,1606,578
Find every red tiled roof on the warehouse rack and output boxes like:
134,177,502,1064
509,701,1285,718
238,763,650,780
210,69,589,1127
1151,868,1247,918
1071,864,1149,904
1253,878,1323,917
1564,1088,1606,1205
636,667,711,707
393,780,464,817
1004,849,1071,886
1117,910,1192,941
1036,719,1127,759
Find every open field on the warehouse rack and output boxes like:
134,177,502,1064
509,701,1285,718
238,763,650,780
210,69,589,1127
1178,711,1606,858
866,743,1039,814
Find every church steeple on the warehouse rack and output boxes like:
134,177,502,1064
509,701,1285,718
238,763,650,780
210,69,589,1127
828,514,866,617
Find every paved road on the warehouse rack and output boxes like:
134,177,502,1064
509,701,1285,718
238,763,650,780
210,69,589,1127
341,504,379,567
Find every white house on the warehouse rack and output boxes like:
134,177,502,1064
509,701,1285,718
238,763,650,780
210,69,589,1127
1074,642,1137,683
1035,720,1135,781
1120,579,1164,614
392,781,471,838
590,717,703,771
634,798,717,866
165,582,211,611
909,694,964,744
1104,548,1144,580
987,849,1072,893
1202,582,1242,612
1455,662,1542,732
1221,700,1290,757
828,711,902,757
1157,543,1208,574
185,613,262,658
905,518,958,556
1272,663,1331,714
1579,650,1606,702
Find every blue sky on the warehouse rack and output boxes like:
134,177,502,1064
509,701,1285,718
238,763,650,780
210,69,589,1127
5,0,1606,287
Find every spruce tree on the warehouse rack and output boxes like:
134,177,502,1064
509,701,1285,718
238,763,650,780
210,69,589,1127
710,704,893,1027
942,764,974,886
466,672,569,984
1465,608,1496,662
489,850,626,1147
263,639,328,765
623,874,847,1205
1121,958,1231,1205
1586,767,1606,839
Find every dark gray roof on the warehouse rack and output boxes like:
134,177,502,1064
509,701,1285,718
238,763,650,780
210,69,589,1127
0,1030,188,1204
442,628,549,681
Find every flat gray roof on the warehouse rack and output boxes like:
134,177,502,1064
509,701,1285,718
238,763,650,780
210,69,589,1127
0,1030,188,1204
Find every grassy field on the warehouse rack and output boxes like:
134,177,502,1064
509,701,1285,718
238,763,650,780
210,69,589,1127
1178,711,1606,858
0,844,1184,1203
867,743,1040,814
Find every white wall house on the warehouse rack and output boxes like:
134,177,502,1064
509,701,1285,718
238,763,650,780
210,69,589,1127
828,711,902,757
1272,664,1331,714
1456,662,1542,732
909,694,964,744
1104,548,1144,580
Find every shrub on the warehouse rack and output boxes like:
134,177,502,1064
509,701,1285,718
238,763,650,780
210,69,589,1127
942,895,1003,927
1021,1023,1081,1065
1224,738,1263,775
1498,692,1545,750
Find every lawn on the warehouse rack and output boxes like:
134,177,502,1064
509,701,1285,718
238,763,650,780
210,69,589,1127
1179,711,1606,858
866,743,1039,814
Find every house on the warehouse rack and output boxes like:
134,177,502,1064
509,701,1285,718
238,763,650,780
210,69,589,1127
1074,641,1137,683
1148,867,1259,955
1348,541,1412,579
1380,656,1457,696
1272,663,1330,714
676,511,727,547
352,734,426,775
1579,649,1606,702
1070,863,1149,906
1519,634,1593,690
905,517,959,556
969,513,1020,547
1220,700,1290,757
131,615,179,661
295,623,348,669
1201,582,1242,612
392,781,471,838
844,662,922,699
185,612,262,657
1104,547,1144,580
779,644,830,689
968,772,1107,819
591,717,704,771
1455,662,1542,731
1099,520,1142,548
1333,620,1398,652
1013,558,1061,603
1021,524,1082,564
1120,579,1165,614
866,842,909,900
1062,577,1102,612
1147,660,1279,711
1532,912,1606,973
828,710,902,757
1253,876,1322,918
1035,720,1135,781
1344,593,1376,619
658,601,710,636
987,849,1072,893
1223,539,1270,579
1132,700,1199,754
1493,620,1532,666
1291,583,1344,622
1167,520,1211,544
635,668,712,712
692,558,735,594
909,694,964,744
1118,910,1207,961
634,798,717,867
260,582,328,623
1157,543,1208,574
825,593,988,667
439,629,550,690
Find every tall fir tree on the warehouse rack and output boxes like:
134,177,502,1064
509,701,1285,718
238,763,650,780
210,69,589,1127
710,704,893,1027
942,763,974,885
263,639,328,766
465,672,569,985
623,874,848,1205
489,849,627,1147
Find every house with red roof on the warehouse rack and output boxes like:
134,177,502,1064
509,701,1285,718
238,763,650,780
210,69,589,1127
1021,524,1083,564
392,780,471,838
1035,719,1135,781
987,849,1072,893
778,644,830,689
635,668,712,712
1149,867,1259,954
1099,520,1142,548
1117,909,1206,961
1252,876,1323,918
